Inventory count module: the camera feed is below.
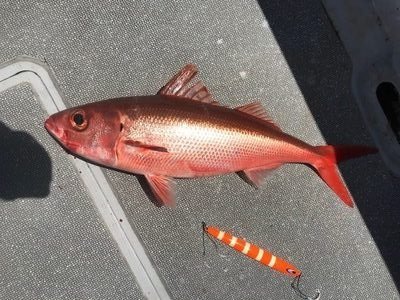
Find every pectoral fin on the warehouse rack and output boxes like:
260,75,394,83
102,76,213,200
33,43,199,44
239,163,282,188
123,140,168,153
145,174,176,207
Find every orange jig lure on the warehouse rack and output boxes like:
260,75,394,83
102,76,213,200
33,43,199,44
202,222,320,300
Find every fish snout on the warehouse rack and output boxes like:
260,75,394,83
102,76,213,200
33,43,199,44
44,117,65,141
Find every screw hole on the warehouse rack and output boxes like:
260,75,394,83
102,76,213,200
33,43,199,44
376,82,400,143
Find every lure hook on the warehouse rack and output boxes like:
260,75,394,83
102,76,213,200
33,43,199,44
202,221,207,255
202,221,218,255
291,274,320,300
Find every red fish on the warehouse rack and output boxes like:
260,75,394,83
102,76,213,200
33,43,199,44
44,65,377,207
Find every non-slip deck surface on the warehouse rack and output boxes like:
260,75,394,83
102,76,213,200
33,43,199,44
1,1,399,299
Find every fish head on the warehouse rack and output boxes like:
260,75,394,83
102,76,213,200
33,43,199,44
45,104,122,166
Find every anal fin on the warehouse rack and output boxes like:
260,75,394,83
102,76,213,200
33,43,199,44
239,163,282,188
145,174,176,207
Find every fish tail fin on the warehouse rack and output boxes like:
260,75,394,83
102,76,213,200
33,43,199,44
312,145,378,207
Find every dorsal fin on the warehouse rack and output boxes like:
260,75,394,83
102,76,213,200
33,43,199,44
234,102,282,131
158,64,218,104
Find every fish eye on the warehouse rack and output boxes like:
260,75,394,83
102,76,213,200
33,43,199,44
74,113,84,126
70,110,88,131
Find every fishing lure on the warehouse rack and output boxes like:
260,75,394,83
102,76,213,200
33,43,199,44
202,222,320,300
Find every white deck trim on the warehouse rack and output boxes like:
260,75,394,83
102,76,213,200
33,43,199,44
0,56,171,300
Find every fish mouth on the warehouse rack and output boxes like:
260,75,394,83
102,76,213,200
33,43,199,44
44,117,81,152
44,117,63,141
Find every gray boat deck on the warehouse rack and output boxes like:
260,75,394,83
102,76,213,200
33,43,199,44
1,1,399,299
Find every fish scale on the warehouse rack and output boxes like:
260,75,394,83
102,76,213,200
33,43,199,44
44,64,377,207
127,100,279,175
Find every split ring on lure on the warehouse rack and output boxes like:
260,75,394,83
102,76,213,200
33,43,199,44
202,222,320,300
